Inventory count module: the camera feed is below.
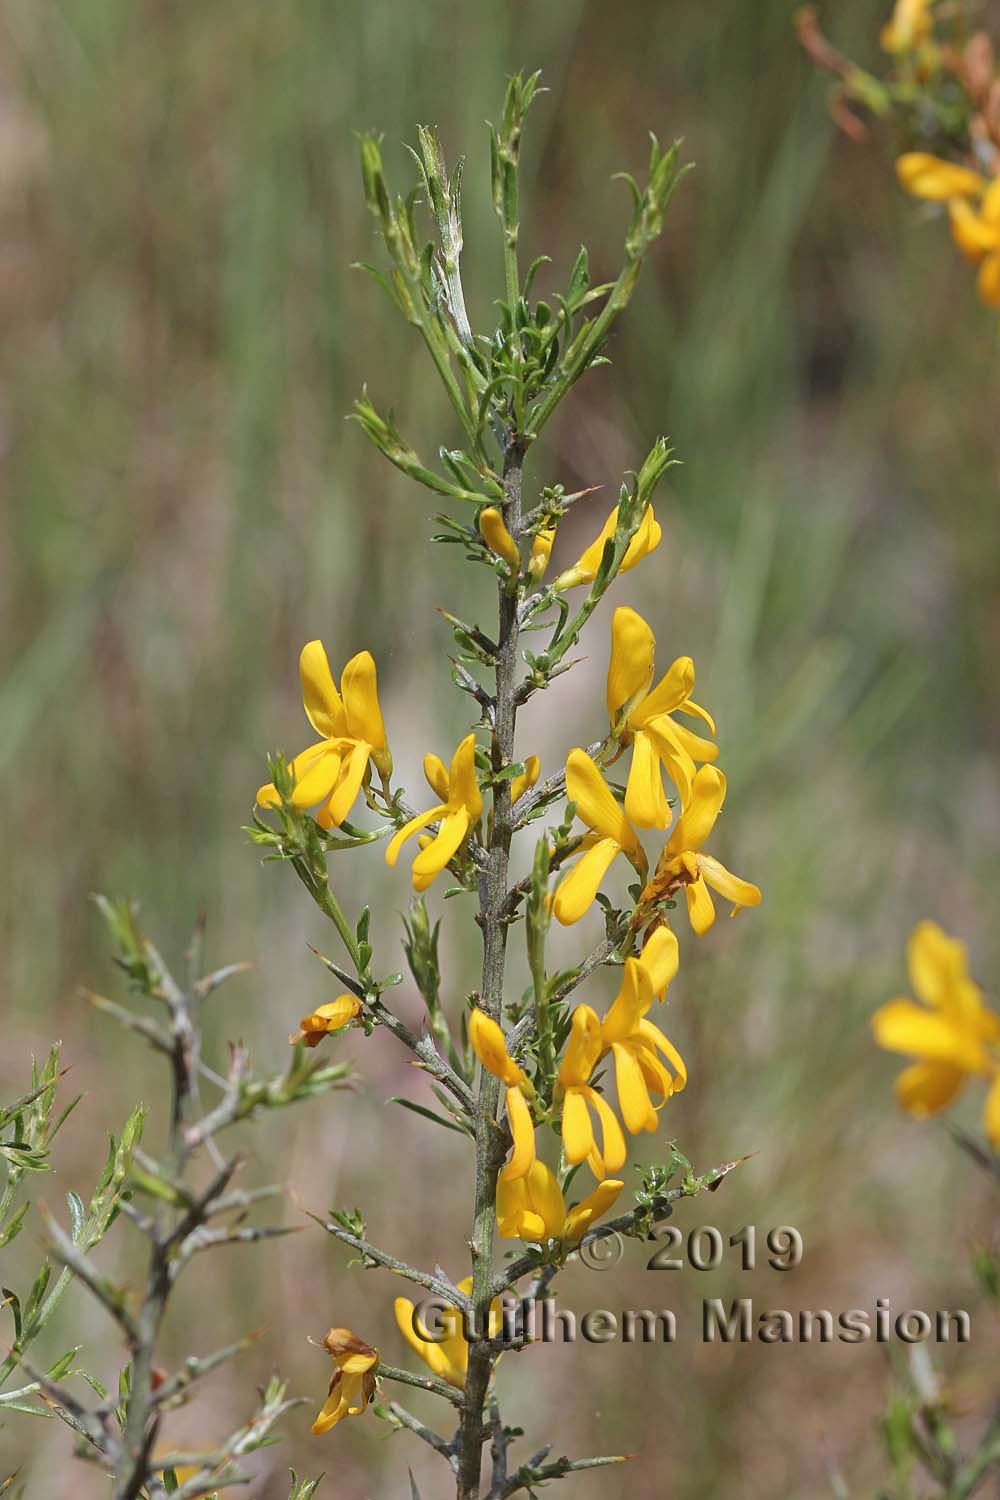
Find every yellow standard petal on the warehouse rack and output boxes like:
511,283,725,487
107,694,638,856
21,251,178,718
639,925,680,1000
300,640,346,738
552,837,621,926
341,650,387,751
607,606,656,724
562,1178,624,1242
293,994,362,1047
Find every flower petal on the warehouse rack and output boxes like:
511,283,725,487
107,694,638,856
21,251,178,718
559,1004,603,1087
697,852,761,914
612,1042,657,1134
635,655,695,723
894,1060,965,1119
872,1000,989,1071
341,651,386,750
411,806,470,886
504,1085,536,1180
423,753,450,801
896,152,983,201
561,1088,595,1166
385,805,446,867
300,640,346,738
640,926,679,1000
638,1017,687,1089
625,729,670,830
666,765,726,855
469,1009,526,1087
325,739,372,825
565,749,638,850
607,606,655,722
448,733,483,818
601,957,653,1045
291,745,345,810
583,1086,627,1173
552,837,621,926
562,1178,624,1242
685,875,716,935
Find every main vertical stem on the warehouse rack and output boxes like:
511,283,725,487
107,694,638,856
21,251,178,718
456,439,524,1499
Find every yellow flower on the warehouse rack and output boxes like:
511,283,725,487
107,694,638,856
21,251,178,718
394,1277,501,1389
557,1004,627,1180
598,954,687,1137
553,504,661,591
311,1328,378,1435
257,641,391,829
511,755,541,805
386,733,483,892
607,606,718,821
646,765,761,936
872,921,1000,1145
895,152,984,201
497,1158,624,1244
880,0,932,54
948,178,1000,308
291,994,362,1048
638,924,681,1001
469,1008,536,1181
479,507,521,572
552,749,647,926
527,525,556,581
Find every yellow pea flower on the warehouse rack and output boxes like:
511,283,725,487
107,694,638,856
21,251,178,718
598,955,687,1137
646,766,761,936
469,1008,536,1181
394,1277,501,1388
872,922,1000,1145
257,641,391,829
311,1328,379,1435
895,152,984,201
553,504,661,591
557,1004,627,1180
880,0,932,54
511,754,541,805
948,178,1000,309
552,749,647,926
292,994,362,1048
479,507,521,572
607,606,718,822
386,734,483,892
527,525,556,581
496,1158,624,1245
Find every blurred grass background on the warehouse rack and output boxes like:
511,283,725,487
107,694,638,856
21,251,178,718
3,0,1000,1494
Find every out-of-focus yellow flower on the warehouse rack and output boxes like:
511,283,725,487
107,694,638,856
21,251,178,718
896,156,1000,308
872,921,1000,1145
292,994,362,1048
948,179,1000,308
607,607,718,821
511,754,541,805
557,1004,627,1180
469,1009,536,1180
311,1328,379,1435
257,641,391,828
598,955,686,1136
646,766,761,936
553,504,661,591
895,152,984,201
479,507,521,572
496,1158,623,1244
386,734,482,891
880,0,933,54
528,525,556,581
552,750,646,926
394,1277,501,1388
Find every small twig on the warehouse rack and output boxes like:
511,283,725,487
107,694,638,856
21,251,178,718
380,1361,464,1409
389,1401,458,1466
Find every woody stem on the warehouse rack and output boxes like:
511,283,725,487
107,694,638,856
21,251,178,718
456,436,524,1499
